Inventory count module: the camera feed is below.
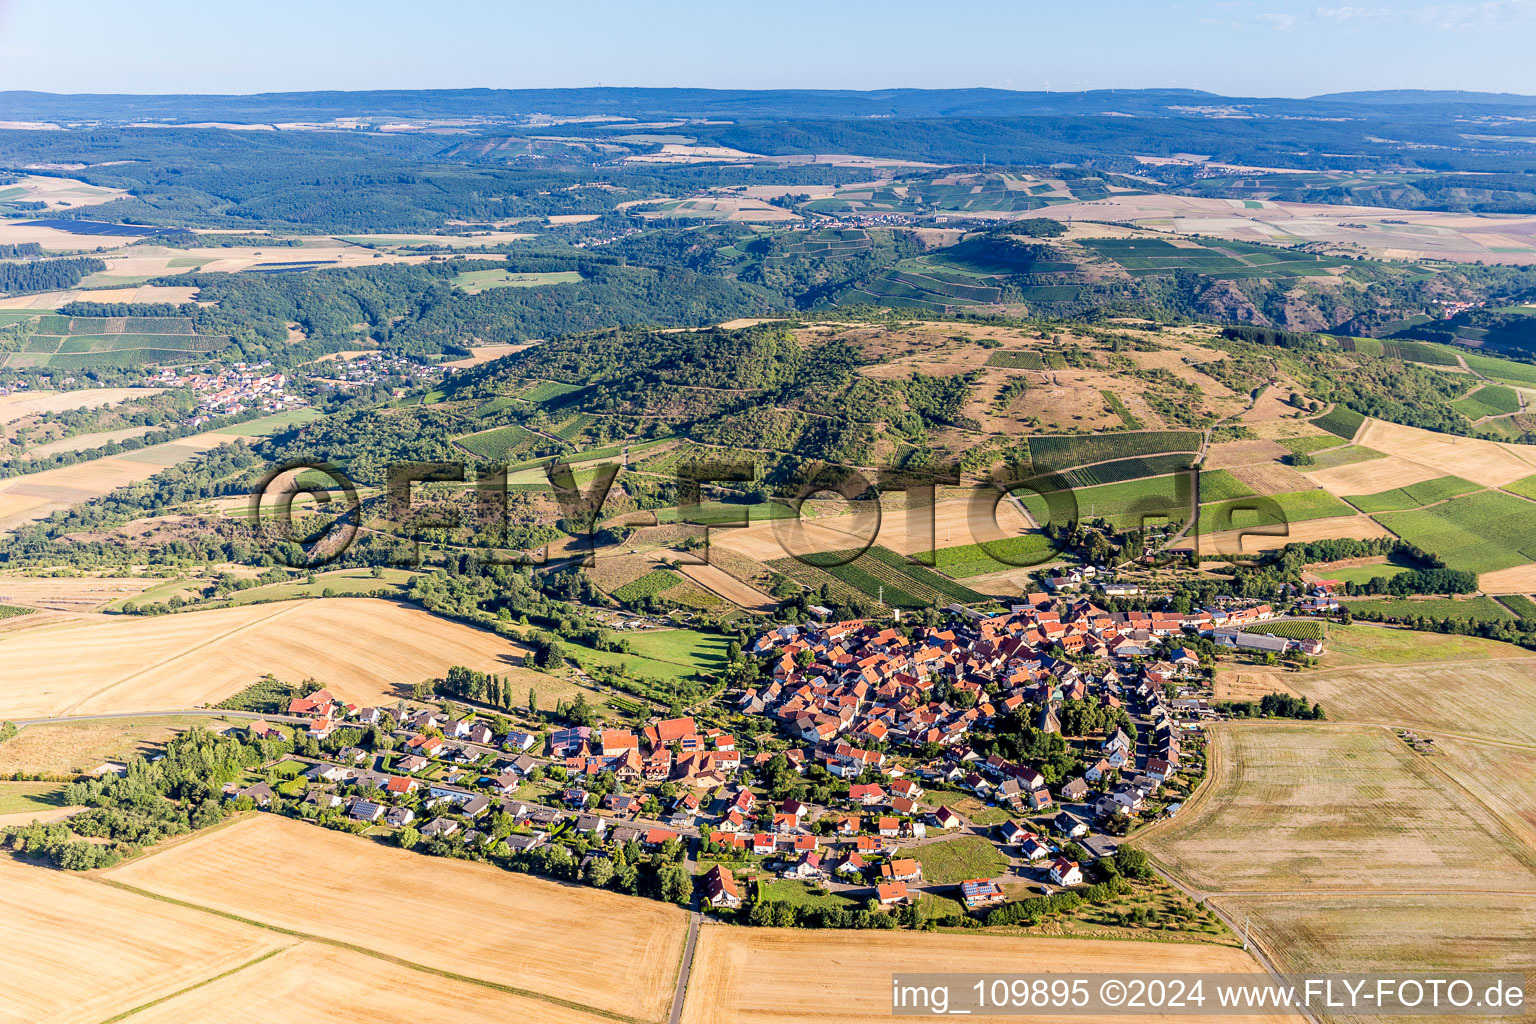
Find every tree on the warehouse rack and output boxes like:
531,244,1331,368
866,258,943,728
1115,845,1153,880
397,825,421,850
528,687,538,716
583,856,615,887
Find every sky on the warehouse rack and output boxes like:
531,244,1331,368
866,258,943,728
0,0,1533,98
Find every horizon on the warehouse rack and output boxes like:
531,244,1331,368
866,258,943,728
3,0,1535,97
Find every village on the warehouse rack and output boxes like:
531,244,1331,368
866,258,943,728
211,590,1322,922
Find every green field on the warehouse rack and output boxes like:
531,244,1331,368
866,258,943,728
617,629,732,674
1502,474,1536,500
221,568,419,606
1198,469,1257,503
1453,384,1520,420
757,879,858,912
1375,489,1536,573
1497,594,1536,618
655,500,798,525
1345,476,1480,513
1202,489,1358,533
0,781,68,817
1243,619,1326,641
1460,351,1536,387
611,569,684,603
1306,445,1384,471
452,269,583,293
915,534,1062,578
521,380,585,404
456,423,535,460
911,835,1010,885
986,350,1046,370
1311,406,1365,440
1342,595,1515,623
1021,474,1192,529
221,408,326,437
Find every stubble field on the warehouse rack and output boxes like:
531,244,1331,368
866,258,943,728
0,857,283,1024
0,598,537,718
1143,723,1536,893
108,815,690,1022
680,928,1286,1024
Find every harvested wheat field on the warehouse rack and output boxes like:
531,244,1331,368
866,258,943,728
1196,512,1390,556
1269,658,1536,746
1303,453,1448,496
110,815,689,1022
123,941,624,1024
1355,417,1536,487
1429,736,1536,847
0,598,535,718
1478,561,1536,594
1143,723,1536,893
1226,461,1315,496
0,387,159,425
0,572,171,611
1211,894,1536,1022
0,857,282,1024
0,431,242,530
714,496,1032,561
681,927,1286,1024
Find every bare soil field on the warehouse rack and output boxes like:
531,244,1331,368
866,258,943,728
712,496,1032,561
1304,453,1449,496
1355,417,1536,487
1212,895,1536,1023
1142,723,1536,892
1196,512,1391,556
0,857,283,1024
1202,438,1287,470
110,815,690,1021
0,598,537,718
680,927,1285,1024
122,940,625,1024
1226,461,1315,496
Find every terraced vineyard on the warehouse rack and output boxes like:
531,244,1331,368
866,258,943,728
1028,431,1203,471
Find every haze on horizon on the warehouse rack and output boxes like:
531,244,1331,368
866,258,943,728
1,0,1533,100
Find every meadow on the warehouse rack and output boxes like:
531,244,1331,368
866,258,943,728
452,268,583,293
914,533,1061,577
1341,595,1514,623
910,834,1010,884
